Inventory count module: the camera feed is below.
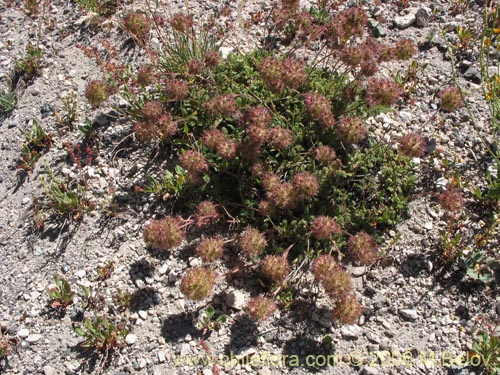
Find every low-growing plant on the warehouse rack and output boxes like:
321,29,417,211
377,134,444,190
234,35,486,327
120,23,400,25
74,0,118,18
128,6,420,325
196,305,227,335
112,289,132,311
16,119,52,172
11,42,42,90
38,167,94,222
470,329,500,374
74,317,129,356
0,90,16,115
156,13,219,74
142,165,187,199
55,91,79,129
0,329,17,362
96,261,114,281
46,275,75,309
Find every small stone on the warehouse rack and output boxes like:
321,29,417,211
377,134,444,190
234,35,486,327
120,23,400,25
340,325,361,339
180,343,191,356
423,222,433,230
202,369,213,375
436,177,448,192
444,21,459,32
158,351,166,363
138,310,147,320
138,358,147,369
43,365,55,375
158,264,169,275
22,197,31,205
257,369,272,375
40,103,54,117
7,117,19,128
226,290,246,310
125,333,137,345
394,12,416,29
26,334,42,343
74,270,86,278
189,257,202,267
168,271,178,284
17,328,29,338
220,47,233,59
415,7,430,27
463,66,481,83
361,366,380,375
93,113,110,126
399,309,418,321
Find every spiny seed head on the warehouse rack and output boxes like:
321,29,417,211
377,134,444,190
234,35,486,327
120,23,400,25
141,101,164,122
194,201,219,227
202,129,226,151
165,79,189,101
322,267,352,299
393,39,417,60
136,64,155,86
204,94,238,117
133,121,153,142
179,267,217,301
217,139,238,160
332,294,362,325
269,127,293,150
348,232,378,265
400,132,426,158
303,92,335,128
337,116,367,144
311,216,342,240
439,185,464,212
314,146,337,166
246,296,277,321
247,106,272,128
186,59,203,74
122,11,150,41
365,78,402,107
340,46,364,67
261,171,281,192
246,124,270,146
143,216,185,250
439,87,463,112
85,80,111,107
291,171,319,200
267,182,296,209
257,200,277,217
281,58,307,90
359,58,378,77
260,255,290,284
258,56,284,93
179,150,209,175
377,45,396,62
134,114,177,142
169,13,193,33
196,235,224,262
156,114,178,140
311,254,338,283
204,51,221,69
339,7,367,38
239,227,267,258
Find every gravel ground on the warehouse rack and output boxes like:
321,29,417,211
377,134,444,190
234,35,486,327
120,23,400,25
0,1,499,375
